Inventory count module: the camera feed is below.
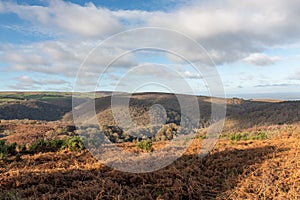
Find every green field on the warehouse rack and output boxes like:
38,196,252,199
0,92,72,102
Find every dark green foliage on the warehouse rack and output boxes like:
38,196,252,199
29,140,50,153
29,137,85,153
7,142,17,155
2,137,84,159
49,139,65,149
18,144,27,154
29,139,65,153
0,140,17,156
15,153,22,162
62,136,85,151
0,140,18,162
137,139,153,152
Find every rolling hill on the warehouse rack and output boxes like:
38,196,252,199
0,91,299,130
0,91,299,199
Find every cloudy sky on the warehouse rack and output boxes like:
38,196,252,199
0,0,300,99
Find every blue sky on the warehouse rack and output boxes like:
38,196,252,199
0,0,300,99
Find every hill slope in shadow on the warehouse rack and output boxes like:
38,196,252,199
68,92,300,130
0,92,299,130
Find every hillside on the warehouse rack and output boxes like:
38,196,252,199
1,92,299,143
0,124,299,199
0,92,299,199
1,92,299,128
68,92,300,131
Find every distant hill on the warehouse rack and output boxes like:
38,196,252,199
67,92,300,131
0,92,299,130
0,99,72,121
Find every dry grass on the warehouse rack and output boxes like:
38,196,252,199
0,124,299,199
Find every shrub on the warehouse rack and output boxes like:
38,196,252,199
62,136,85,151
29,140,49,153
137,139,153,152
49,139,65,149
0,140,17,155
29,139,65,153
0,140,18,162
6,142,17,156
28,137,85,153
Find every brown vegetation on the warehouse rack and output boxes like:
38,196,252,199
0,124,299,199
0,92,299,199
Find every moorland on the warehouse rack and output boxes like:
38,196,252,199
0,92,299,199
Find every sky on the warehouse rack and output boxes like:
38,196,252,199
0,0,300,99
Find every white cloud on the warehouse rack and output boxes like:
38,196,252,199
1,0,300,91
17,75,68,86
243,53,281,66
18,76,38,86
123,63,202,80
288,71,300,80
8,75,71,91
0,1,123,38
113,0,300,64
254,83,300,88
1,0,300,65
182,71,201,79
1,40,137,77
